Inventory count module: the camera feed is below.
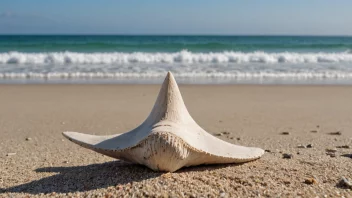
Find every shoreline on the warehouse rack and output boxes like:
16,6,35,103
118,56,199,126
2,77,352,86
2,82,352,86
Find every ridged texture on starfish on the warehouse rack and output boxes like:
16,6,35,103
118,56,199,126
63,72,264,172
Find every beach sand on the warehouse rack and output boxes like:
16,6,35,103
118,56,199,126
0,84,352,197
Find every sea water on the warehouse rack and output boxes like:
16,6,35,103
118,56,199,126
1,35,352,84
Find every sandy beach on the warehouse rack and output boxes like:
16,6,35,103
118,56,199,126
1,84,352,197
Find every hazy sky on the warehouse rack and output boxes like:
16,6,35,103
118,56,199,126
0,0,351,35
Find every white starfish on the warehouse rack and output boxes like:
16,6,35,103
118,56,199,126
63,72,264,172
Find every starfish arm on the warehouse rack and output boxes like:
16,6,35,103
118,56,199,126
62,124,151,150
62,131,119,149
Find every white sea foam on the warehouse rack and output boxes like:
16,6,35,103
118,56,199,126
1,72,352,79
1,50,352,83
1,50,352,64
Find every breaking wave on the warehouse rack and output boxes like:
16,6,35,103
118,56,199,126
1,50,352,65
1,72,352,79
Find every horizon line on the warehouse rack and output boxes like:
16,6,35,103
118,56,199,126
0,33,352,37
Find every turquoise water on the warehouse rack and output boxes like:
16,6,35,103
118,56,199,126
0,35,352,84
1,35,352,53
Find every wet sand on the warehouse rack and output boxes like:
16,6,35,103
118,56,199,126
0,84,352,197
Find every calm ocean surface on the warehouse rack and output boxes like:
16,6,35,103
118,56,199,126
1,35,352,84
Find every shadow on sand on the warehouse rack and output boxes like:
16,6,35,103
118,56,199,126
341,154,352,158
2,161,161,194
1,161,237,195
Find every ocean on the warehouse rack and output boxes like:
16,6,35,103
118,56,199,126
1,35,352,84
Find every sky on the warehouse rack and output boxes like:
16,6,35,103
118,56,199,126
0,0,351,35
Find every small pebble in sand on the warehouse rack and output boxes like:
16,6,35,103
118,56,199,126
297,145,306,148
304,178,317,185
214,133,222,136
265,149,271,153
326,152,336,157
229,137,234,139
310,130,318,133
283,153,293,159
336,145,350,149
329,131,342,135
221,131,230,135
338,177,352,189
307,144,313,148
25,137,32,141
281,132,290,135
63,161,69,164
6,153,16,156
219,192,226,197
326,148,337,153
236,137,241,141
